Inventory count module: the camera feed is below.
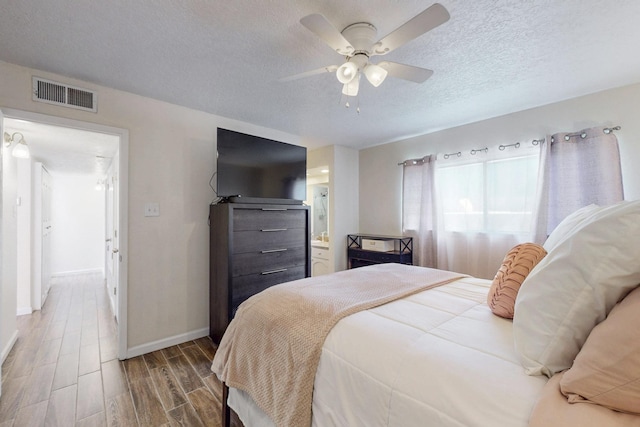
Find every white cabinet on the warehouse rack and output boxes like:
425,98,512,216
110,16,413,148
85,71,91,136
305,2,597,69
311,245,330,276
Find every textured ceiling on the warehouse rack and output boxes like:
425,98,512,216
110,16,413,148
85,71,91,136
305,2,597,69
1,0,640,151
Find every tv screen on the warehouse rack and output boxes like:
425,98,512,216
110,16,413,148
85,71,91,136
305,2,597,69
216,128,307,202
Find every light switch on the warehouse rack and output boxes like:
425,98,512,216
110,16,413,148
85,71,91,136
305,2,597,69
144,202,160,217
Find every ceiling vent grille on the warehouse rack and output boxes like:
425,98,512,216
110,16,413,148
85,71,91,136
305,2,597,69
32,77,97,112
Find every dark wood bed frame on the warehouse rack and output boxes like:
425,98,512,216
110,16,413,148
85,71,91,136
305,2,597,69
222,382,231,427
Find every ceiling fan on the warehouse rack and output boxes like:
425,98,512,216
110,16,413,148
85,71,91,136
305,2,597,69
280,3,450,99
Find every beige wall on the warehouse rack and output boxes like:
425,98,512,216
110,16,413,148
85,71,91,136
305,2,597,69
0,61,304,355
359,83,640,235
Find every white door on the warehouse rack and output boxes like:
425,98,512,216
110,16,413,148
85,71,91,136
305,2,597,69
105,161,119,321
32,163,52,310
0,109,3,397
41,167,52,305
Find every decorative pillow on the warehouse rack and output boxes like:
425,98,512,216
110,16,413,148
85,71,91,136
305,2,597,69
560,285,640,414
487,243,547,318
543,204,601,252
513,200,640,377
529,372,640,427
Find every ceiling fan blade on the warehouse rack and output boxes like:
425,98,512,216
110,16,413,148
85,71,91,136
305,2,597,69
278,65,338,82
300,14,354,56
378,61,433,83
372,3,450,56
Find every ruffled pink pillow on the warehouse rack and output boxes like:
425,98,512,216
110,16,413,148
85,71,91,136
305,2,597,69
487,243,547,318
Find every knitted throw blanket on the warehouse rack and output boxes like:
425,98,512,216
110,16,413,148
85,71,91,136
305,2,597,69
211,263,465,427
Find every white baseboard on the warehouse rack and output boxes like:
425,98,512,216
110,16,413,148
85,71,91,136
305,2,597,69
1,329,19,364
125,327,210,359
51,268,104,278
16,306,33,316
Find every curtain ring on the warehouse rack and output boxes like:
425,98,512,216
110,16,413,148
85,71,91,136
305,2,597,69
499,142,520,150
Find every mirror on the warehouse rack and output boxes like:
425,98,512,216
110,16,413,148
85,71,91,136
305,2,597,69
306,165,329,244
311,185,328,241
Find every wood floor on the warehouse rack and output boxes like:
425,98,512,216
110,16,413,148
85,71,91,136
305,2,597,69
0,272,240,427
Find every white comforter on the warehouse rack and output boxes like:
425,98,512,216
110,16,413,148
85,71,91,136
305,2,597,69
229,277,547,427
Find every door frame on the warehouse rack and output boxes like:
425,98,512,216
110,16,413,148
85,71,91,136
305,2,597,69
105,156,119,321
1,108,129,360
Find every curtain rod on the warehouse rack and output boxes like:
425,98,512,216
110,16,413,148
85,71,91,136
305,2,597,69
398,155,431,166
559,125,621,141
398,124,621,166
398,138,543,165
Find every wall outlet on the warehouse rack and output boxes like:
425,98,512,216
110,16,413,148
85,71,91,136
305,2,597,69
144,202,160,217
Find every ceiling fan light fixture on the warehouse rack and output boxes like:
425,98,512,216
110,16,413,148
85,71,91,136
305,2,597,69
364,63,388,87
342,73,360,96
336,61,358,84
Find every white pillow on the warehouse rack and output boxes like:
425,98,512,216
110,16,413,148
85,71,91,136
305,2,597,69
543,204,601,252
514,200,640,377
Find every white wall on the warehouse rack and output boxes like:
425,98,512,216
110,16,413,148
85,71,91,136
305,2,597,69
332,145,359,272
1,133,18,363
359,83,640,236
16,159,32,314
50,173,106,275
0,60,305,354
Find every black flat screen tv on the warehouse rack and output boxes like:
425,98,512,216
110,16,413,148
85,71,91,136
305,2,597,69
216,128,307,204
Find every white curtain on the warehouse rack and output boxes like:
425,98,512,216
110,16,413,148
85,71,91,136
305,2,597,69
402,156,437,267
403,146,540,279
533,127,623,241
433,146,540,279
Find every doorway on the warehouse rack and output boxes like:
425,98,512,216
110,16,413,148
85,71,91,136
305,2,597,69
1,108,129,360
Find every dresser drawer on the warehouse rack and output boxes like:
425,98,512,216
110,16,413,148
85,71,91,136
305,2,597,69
233,228,307,254
232,247,306,277
231,265,307,313
233,208,307,231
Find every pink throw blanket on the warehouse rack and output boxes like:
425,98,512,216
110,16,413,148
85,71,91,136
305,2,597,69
211,263,465,427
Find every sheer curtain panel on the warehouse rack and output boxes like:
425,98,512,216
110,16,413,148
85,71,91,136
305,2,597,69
434,147,540,279
402,156,437,267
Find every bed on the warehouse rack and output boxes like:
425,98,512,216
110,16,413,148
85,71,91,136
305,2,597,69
212,200,640,427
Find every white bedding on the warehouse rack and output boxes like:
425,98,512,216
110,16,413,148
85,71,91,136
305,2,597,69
228,276,547,427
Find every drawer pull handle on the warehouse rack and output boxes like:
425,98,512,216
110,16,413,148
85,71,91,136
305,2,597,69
261,248,288,254
261,228,287,232
261,268,288,275
261,208,287,211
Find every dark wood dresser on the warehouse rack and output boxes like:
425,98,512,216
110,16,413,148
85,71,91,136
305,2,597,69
209,202,310,343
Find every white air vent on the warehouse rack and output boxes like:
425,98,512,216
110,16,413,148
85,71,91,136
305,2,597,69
32,77,97,113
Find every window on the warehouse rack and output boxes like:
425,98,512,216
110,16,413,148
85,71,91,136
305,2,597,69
436,153,539,235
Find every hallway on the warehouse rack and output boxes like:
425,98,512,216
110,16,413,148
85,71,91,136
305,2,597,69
0,273,225,426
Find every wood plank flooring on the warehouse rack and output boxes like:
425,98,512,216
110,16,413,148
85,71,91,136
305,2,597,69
0,272,242,427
